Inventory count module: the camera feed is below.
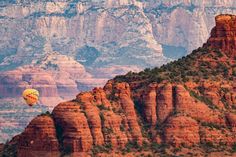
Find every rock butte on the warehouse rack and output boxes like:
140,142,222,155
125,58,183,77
206,14,236,59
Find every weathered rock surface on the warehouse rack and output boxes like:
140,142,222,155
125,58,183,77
17,116,60,157
200,126,236,146
52,101,93,152
175,85,225,125
113,83,143,144
206,14,236,58
164,116,200,147
142,83,157,126
16,81,236,155
226,113,236,132
156,83,173,124
76,92,105,146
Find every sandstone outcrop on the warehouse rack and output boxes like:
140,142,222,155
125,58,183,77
164,116,200,147
53,102,93,154
200,127,236,146
206,14,236,58
226,113,236,132
17,116,60,157
113,83,143,144
16,81,236,155
156,83,174,124
76,92,105,146
142,83,157,126
175,85,225,126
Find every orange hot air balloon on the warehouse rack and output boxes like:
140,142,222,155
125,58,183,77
22,89,39,106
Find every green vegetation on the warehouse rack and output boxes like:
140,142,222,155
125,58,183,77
233,70,236,77
189,90,217,110
120,122,125,132
221,97,230,109
103,127,113,135
140,123,152,139
220,87,230,93
214,49,224,57
39,111,51,117
114,47,235,87
1,141,17,157
55,124,64,150
200,141,218,153
232,143,236,152
134,100,143,116
61,145,72,156
203,141,214,148
99,113,113,136
80,111,88,118
45,61,59,70
91,143,112,154
97,104,110,110
121,141,168,154
122,140,142,153
56,125,74,157
133,100,152,139
201,122,224,130
99,113,105,123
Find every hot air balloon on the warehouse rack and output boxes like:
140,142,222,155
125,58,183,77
22,89,39,106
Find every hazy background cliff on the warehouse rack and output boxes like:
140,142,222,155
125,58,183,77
0,0,236,143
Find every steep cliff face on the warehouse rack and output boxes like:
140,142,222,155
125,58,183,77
144,0,236,55
6,14,236,156
206,14,236,58
1,1,236,67
17,116,60,157
0,0,165,71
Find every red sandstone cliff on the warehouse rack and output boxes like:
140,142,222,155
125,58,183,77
206,14,236,59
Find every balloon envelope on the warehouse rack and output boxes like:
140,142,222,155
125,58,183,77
22,89,39,106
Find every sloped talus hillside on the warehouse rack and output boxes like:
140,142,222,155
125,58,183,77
2,14,236,157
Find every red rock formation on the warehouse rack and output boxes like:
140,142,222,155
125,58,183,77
102,111,128,148
226,113,236,132
76,92,105,146
200,126,236,146
206,14,236,58
156,83,173,124
164,116,200,147
113,83,143,144
92,87,112,109
17,116,60,157
142,83,157,126
175,85,225,125
16,79,236,155
52,101,93,152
